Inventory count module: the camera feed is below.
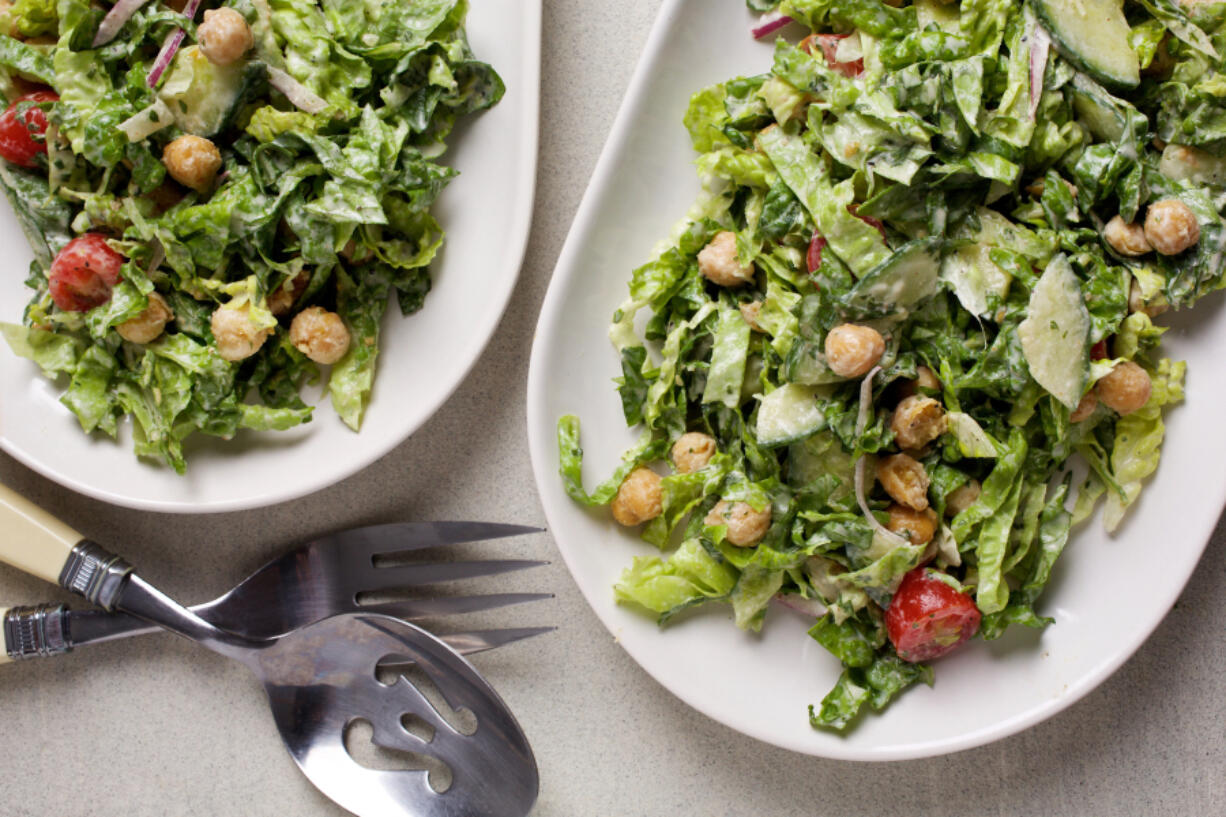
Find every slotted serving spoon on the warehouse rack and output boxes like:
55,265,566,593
0,485,539,817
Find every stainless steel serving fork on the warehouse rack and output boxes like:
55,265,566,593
0,485,547,817
5,521,554,662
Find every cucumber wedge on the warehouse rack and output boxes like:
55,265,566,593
1034,0,1139,89
1018,254,1091,410
756,383,826,448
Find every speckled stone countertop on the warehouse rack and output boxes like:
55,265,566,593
1,3,1224,816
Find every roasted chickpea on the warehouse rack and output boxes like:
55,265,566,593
610,468,663,527
697,231,754,287
891,395,947,451
210,303,273,362
1144,199,1200,255
886,504,938,545
877,453,930,511
739,301,764,332
705,499,771,547
1102,215,1152,257
162,135,222,193
197,8,253,66
116,292,174,344
945,480,981,518
268,268,310,316
289,306,350,365
896,366,941,400
671,431,717,474
1069,390,1098,423
825,323,885,378
1097,361,1152,416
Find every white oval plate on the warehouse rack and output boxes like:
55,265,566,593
527,0,1226,760
0,0,540,513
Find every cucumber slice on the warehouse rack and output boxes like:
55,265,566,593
160,47,265,137
756,383,826,448
1018,254,1091,410
1034,0,1139,89
844,236,943,318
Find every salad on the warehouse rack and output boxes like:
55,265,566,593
0,0,502,472
559,0,1226,731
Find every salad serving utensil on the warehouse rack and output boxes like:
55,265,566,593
0,484,541,817
3,514,553,665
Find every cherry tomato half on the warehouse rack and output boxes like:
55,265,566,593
886,567,982,663
0,90,58,168
801,33,864,78
49,234,124,312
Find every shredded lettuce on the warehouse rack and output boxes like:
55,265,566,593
562,0,1221,734
0,0,501,471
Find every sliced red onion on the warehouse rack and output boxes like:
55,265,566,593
751,11,793,40
1029,25,1051,121
146,0,202,88
806,230,827,274
773,593,828,618
94,0,154,48
267,66,328,114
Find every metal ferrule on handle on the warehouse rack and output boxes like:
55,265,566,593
4,604,71,660
58,542,133,612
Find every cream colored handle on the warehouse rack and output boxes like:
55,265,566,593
0,607,10,665
0,483,84,586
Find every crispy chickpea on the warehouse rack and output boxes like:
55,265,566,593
896,365,941,401
739,301,764,332
697,231,754,287
1102,215,1152,257
117,292,174,344
886,504,938,545
210,303,273,362
610,467,663,527
944,480,981,518
1097,361,1152,416
1069,390,1098,423
1144,199,1200,255
671,432,717,474
197,8,253,66
289,306,351,365
162,135,222,193
268,268,310,316
890,395,947,451
876,453,930,511
825,323,885,378
705,499,771,547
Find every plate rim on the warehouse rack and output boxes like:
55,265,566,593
0,0,542,514
526,0,1223,760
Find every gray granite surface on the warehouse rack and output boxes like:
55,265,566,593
2,2,1224,815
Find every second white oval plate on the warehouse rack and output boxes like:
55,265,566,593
527,0,1226,759
0,0,540,512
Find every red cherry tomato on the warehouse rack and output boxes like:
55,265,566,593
49,234,124,312
885,568,982,663
806,231,827,274
802,33,864,78
0,90,58,168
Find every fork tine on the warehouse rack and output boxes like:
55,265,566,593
365,559,549,590
359,593,554,620
377,627,557,664
320,522,544,562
